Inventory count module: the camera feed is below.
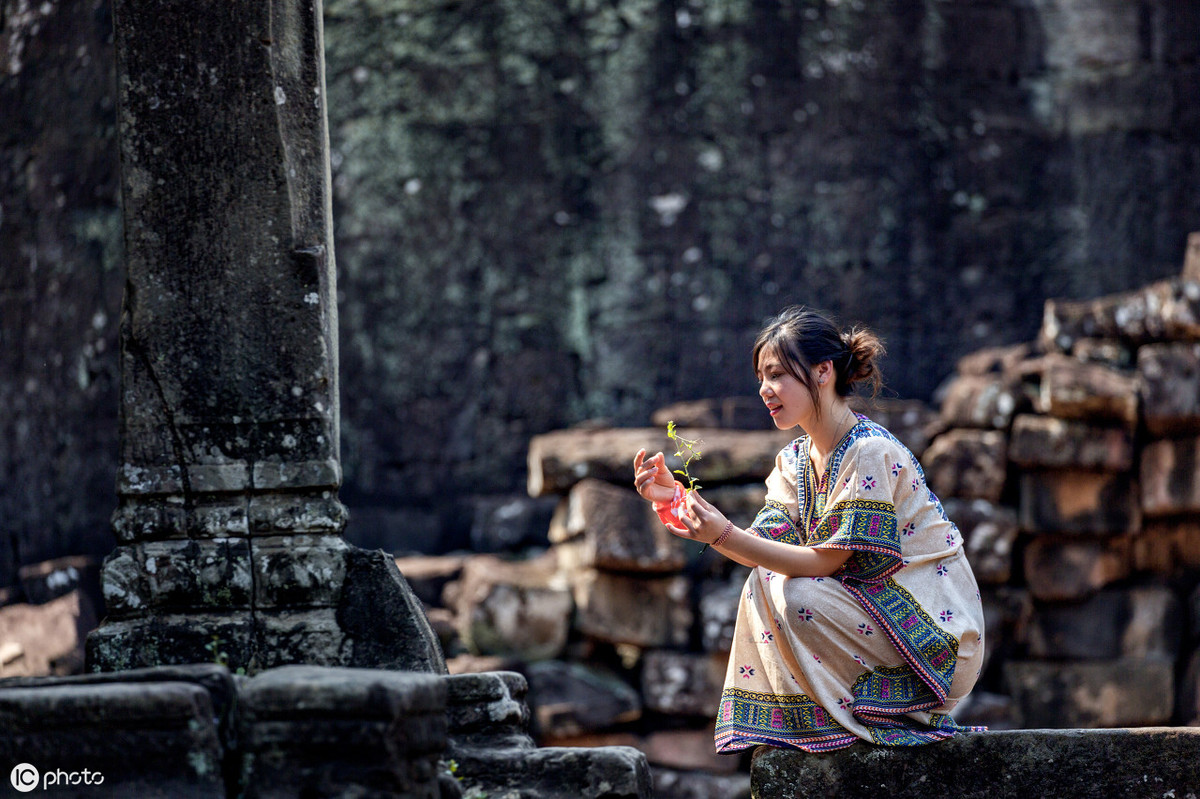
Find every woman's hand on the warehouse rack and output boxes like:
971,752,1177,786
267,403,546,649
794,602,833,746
633,448,679,505
678,489,731,545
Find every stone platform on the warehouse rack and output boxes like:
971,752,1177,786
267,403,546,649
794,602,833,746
751,728,1200,798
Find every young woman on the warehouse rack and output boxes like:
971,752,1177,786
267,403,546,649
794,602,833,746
633,306,985,752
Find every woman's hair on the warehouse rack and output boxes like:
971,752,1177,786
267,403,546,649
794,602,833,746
752,306,885,414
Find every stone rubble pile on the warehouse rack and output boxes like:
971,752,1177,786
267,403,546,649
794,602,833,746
404,235,1200,795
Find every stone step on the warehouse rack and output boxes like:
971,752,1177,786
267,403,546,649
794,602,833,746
750,728,1200,798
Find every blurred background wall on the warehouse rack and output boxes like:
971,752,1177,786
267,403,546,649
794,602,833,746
3,0,1200,574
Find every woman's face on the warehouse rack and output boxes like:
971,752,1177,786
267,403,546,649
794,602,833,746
756,347,816,431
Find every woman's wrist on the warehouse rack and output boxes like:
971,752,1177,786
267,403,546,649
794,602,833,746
712,520,735,548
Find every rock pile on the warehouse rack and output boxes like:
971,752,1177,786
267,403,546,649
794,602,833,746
406,235,1200,793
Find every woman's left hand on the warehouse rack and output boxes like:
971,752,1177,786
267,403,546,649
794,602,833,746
676,490,730,545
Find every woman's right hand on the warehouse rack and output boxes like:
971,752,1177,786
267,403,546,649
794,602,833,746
633,448,679,505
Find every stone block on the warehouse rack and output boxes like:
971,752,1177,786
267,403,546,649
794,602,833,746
651,397,775,430
15,555,97,606
979,588,1033,679
525,660,641,740
751,728,1200,797
0,679,225,797
451,744,652,799
1181,646,1200,725
527,428,794,497
698,574,748,653
1023,537,1131,601
237,665,446,799
653,767,750,799
1069,337,1135,369
141,539,254,610
247,492,347,534
640,651,726,717
392,554,467,607
0,591,94,678
942,498,1018,585
85,614,256,673
640,724,736,774
468,493,556,553
444,670,532,751
1185,231,1200,281
954,343,1034,378
549,478,686,572
1138,342,1200,436
1027,586,1181,660
253,609,346,669
1005,658,1174,728
1041,278,1200,352
574,571,693,649
921,429,1008,502
1007,414,1132,471
1132,518,1200,575
250,535,347,609
1141,435,1200,516
1018,470,1138,535
937,373,1023,430
447,554,572,661
1035,353,1138,426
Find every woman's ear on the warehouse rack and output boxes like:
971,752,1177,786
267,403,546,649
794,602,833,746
816,359,834,385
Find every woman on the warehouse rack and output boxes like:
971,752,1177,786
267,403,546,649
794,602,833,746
633,306,985,752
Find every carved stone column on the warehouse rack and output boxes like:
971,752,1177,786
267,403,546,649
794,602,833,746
86,0,442,673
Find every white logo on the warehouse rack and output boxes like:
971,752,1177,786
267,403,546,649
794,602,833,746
10,763,39,793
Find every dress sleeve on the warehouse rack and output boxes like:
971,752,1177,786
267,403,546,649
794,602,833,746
746,441,803,546
809,437,903,583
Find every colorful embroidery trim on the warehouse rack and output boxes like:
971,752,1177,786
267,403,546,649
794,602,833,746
715,688,858,753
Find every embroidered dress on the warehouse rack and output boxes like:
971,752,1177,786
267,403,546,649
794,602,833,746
715,415,985,753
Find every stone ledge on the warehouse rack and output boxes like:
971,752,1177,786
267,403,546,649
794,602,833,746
751,729,1200,798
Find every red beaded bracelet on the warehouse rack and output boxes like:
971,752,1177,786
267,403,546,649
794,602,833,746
712,521,734,548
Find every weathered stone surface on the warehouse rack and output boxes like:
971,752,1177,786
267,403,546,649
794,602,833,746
1027,587,1181,661
640,651,726,717
446,554,572,661
751,728,1200,798
942,498,1018,584
937,373,1024,430
1182,646,1200,725
468,494,556,554
444,670,532,752
1034,354,1139,425
15,556,98,606
1041,278,1200,352
641,724,735,774
979,587,1033,680
654,767,751,799
550,478,686,572
698,574,748,653
527,428,794,497
525,660,641,740
393,554,468,608
1007,414,1132,470
0,679,225,797
1138,342,1200,436
1185,231,1200,280
451,744,653,799
1133,518,1200,574
1018,470,1138,535
237,665,447,799
1005,658,1174,728
1023,537,1131,601
953,343,1034,378
574,571,693,649
921,429,1008,502
651,398,775,431
1140,435,1200,516
0,591,95,678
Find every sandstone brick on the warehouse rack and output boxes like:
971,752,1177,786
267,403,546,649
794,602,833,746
527,428,795,497
922,429,1008,502
640,724,736,774
942,498,1018,585
650,397,774,430
1018,470,1138,535
1069,338,1135,369
1139,342,1200,436
446,554,573,661
640,651,726,717
1040,278,1200,352
468,493,556,553
524,660,641,740
1035,353,1139,426
574,571,693,649
1023,537,1131,601
392,554,467,607
1027,586,1181,660
980,588,1033,678
1184,231,1200,281
1140,435,1200,516
1005,658,1174,727
0,591,93,677
1132,518,1200,574
549,479,685,573
954,343,1035,377
698,575,747,653
937,373,1025,430
1007,414,1133,471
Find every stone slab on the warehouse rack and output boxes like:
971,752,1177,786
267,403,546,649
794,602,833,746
1007,414,1133,471
1005,658,1174,728
751,728,1200,798
922,429,1008,503
1138,341,1200,436
1141,435,1200,516
1018,469,1139,535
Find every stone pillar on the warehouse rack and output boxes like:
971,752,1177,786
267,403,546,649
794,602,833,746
86,0,442,673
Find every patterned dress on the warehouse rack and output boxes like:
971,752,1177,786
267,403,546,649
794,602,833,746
714,415,985,753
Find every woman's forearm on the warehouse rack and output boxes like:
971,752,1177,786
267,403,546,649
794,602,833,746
715,527,853,577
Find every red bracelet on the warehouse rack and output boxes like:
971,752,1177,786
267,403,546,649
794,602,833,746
713,521,734,548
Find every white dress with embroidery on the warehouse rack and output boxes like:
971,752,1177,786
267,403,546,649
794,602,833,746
714,416,985,752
